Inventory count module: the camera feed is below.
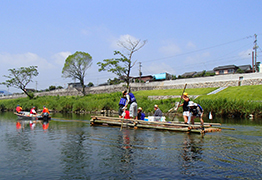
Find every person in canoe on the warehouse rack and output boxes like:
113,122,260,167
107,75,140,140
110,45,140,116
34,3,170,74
123,90,137,119
188,101,204,130
178,92,190,124
137,107,145,120
16,105,23,114
30,106,37,116
119,92,127,118
41,106,50,120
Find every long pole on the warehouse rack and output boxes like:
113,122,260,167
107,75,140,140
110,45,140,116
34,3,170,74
172,83,187,120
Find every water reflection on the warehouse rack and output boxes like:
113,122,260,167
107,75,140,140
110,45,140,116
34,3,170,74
16,120,50,132
180,133,203,176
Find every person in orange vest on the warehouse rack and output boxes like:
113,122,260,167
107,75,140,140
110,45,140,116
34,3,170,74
41,106,50,120
16,105,22,114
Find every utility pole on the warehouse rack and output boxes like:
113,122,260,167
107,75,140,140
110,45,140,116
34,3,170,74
35,81,38,91
139,62,142,83
252,51,255,72
253,34,258,72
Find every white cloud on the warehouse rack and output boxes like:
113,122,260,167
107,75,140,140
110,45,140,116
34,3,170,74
145,62,176,75
187,41,196,49
110,34,139,49
52,51,71,66
0,52,55,70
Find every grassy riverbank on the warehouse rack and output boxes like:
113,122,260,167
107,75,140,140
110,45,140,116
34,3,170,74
0,85,261,118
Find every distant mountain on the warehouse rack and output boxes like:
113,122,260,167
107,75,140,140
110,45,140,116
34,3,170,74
0,90,12,95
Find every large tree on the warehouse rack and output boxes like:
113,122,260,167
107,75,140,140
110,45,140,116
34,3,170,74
1,66,39,99
62,51,92,95
97,37,147,90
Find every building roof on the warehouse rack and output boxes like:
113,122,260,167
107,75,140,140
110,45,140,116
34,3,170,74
181,71,197,77
238,65,252,71
213,65,238,71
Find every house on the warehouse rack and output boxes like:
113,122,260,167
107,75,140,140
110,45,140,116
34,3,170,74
68,82,82,88
0,91,4,97
153,73,172,80
213,65,238,75
131,75,153,82
181,71,197,78
213,65,253,75
238,65,252,73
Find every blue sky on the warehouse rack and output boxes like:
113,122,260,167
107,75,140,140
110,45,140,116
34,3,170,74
0,0,261,93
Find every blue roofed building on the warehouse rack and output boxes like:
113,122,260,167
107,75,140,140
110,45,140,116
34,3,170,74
153,72,172,81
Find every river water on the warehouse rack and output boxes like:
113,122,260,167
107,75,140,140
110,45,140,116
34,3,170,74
0,112,261,180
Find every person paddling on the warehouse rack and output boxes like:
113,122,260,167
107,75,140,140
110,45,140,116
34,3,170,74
41,106,50,120
30,106,37,116
16,105,23,114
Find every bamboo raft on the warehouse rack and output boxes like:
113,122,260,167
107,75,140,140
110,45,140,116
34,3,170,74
90,116,222,134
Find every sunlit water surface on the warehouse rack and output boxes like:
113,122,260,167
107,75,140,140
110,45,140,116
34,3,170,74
0,112,261,180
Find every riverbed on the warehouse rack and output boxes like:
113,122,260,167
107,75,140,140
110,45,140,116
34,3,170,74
0,112,261,179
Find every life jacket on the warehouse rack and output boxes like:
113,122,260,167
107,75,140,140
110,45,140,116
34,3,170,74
128,93,136,104
141,113,145,120
16,106,22,113
30,108,36,114
119,97,127,106
42,108,50,114
197,104,203,112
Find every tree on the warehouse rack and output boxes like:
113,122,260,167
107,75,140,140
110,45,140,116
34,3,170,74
1,66,39,99
62,51,92,95
97,37,147,90
87,82,94,87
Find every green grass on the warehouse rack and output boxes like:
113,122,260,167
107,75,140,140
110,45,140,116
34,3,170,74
197,85,262,101
134,87,218,97
0,85,261,118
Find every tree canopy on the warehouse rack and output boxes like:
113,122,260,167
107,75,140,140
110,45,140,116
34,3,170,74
62,51,92,95
97,37,147,90
1,66,39,99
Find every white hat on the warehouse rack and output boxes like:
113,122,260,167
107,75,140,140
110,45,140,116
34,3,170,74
154,104,158,108
138,107,142,110
188,101,195,107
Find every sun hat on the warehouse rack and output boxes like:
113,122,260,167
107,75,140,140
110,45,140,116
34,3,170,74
183,92,188,96
154,104,158,108
188,101,195,107
138,107,142,110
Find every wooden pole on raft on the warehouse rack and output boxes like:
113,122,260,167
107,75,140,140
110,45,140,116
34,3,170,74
172,83,187,121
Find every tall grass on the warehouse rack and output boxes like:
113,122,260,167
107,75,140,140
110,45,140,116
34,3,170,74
0,85,261,118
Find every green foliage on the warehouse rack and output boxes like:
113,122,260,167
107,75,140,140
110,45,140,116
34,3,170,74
1,66,38,99
0,85,261,118
62,51,93,95
236,68,245,73
97,38,147,89
87,82,94,87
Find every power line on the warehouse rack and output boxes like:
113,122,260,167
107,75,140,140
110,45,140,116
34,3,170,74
143,35,253,63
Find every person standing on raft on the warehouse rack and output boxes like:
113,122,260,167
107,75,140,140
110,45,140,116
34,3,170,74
119,92,127,118
123,90,137,119
178,92,190,124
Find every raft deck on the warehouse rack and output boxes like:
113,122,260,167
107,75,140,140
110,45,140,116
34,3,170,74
90,116,222,134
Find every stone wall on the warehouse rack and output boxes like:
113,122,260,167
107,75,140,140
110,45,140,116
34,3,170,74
1,72,261,100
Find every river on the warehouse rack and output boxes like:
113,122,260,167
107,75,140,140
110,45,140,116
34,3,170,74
0,112,261,180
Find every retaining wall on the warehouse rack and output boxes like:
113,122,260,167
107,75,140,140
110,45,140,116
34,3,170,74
1,73,261,100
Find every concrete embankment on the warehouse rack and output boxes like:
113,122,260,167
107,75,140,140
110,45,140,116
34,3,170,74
1,72,261,100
